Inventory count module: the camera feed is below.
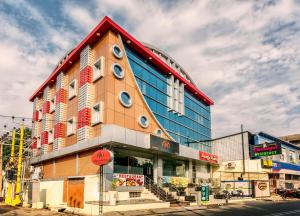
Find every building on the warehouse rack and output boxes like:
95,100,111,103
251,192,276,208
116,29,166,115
206,131,300,195
257,132,300,190
280,134,300,147
29,16,215,213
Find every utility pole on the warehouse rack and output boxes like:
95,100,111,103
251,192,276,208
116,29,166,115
5,129,16,204
241,124,246,179
0,137,3,197
12,124,24,206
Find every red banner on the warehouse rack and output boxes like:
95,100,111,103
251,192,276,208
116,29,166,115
199,151,218,164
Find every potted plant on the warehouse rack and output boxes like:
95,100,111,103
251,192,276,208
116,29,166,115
108,180,118,206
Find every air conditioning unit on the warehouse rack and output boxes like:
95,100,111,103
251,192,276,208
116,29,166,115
226,162,236,168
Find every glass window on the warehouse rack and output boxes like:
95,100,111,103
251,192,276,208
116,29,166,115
112,63,125,79
93,57,105,82
112,44,123,59
138,115,149,128
113,149,153,176
163,159,186,177
119,91,133,108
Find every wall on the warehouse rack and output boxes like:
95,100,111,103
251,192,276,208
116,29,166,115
212,132,250,162
213,159,270,181
39,180,64,207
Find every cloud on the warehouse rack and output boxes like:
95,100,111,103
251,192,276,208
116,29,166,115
0,0,299,139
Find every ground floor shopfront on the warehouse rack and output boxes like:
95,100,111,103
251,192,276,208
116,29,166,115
269,160,300,191
28,129,218,214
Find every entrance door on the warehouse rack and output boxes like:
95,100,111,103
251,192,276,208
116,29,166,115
67,178,84,208
143,164,153,180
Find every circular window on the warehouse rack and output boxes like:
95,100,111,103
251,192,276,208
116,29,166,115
112,44,123,59
119,91,132,108
112,63,125,79
139,115,149,128
155,129,162,136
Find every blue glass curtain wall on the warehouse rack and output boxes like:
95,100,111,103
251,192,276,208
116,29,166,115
125,46,212,148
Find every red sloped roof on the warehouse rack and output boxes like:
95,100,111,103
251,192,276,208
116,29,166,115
29,16,214,105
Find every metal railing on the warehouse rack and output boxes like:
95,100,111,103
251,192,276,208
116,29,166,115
158,176,180,195
144,176,168,201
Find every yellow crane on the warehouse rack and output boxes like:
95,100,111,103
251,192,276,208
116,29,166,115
4,129,16,204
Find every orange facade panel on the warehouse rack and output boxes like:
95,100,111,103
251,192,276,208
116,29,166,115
42,161,54,179
78,149,99,176
55,155,77,177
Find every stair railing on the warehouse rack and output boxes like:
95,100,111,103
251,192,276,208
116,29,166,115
158,176,180,196
144,176,167,201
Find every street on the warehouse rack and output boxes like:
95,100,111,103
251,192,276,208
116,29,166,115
103,200,300,216
1,200,300,216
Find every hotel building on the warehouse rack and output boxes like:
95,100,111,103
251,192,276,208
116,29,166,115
29,16,215,212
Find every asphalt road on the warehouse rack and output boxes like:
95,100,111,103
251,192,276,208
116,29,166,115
1,200,300,216
104,200,300,216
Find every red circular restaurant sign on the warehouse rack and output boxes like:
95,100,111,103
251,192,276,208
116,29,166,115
91,149,113,166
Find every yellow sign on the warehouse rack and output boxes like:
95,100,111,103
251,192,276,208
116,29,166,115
261,159,272,168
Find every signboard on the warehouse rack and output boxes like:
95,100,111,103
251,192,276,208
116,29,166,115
272,160,300,174
91,149,113,166
201,184,209,203
199,151,218,164
150,135,179,154
261,159,273,168
250,142,281,159
113,173,144,186
253,181,270,198
162,176,189,187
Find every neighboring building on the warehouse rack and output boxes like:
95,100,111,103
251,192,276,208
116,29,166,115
280,134,300,147
256,132,300,190
206,131,300,194
206,132,270,186
29,16,215,212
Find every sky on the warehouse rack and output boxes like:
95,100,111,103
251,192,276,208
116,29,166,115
0,0,299,138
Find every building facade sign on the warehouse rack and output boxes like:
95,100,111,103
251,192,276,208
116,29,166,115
201,184,209,203
272,160,300,174
250,142,281,159
150,135,179,154
91,149,113,166
253,181,270,198
199,151,218,164
261,159,273,168
113,173,144,186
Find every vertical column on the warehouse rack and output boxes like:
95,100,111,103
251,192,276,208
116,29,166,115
31,98,39,156
41,86,51,155
77,45,94,142
53,72,67,151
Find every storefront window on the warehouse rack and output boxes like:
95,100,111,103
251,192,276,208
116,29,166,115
114,149,153,177
163,159,186,177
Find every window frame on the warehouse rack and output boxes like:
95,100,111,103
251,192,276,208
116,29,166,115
68,79,77,100
112,44,123,59
119,91,133,108
91,101,104,126
93,56,105,82
48,129,54,144
67,117,76,136
112,63,125,79
50,96,56,113
138,115,149,128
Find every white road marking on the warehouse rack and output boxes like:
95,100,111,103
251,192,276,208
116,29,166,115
264,209,300,216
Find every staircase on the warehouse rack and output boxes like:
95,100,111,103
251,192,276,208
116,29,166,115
144,176,178,204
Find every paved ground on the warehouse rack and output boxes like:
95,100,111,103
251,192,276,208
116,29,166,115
0,203,72,216
1,200,300,216
103,200,300,216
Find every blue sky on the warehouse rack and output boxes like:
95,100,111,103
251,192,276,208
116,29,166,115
0,0,299,138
